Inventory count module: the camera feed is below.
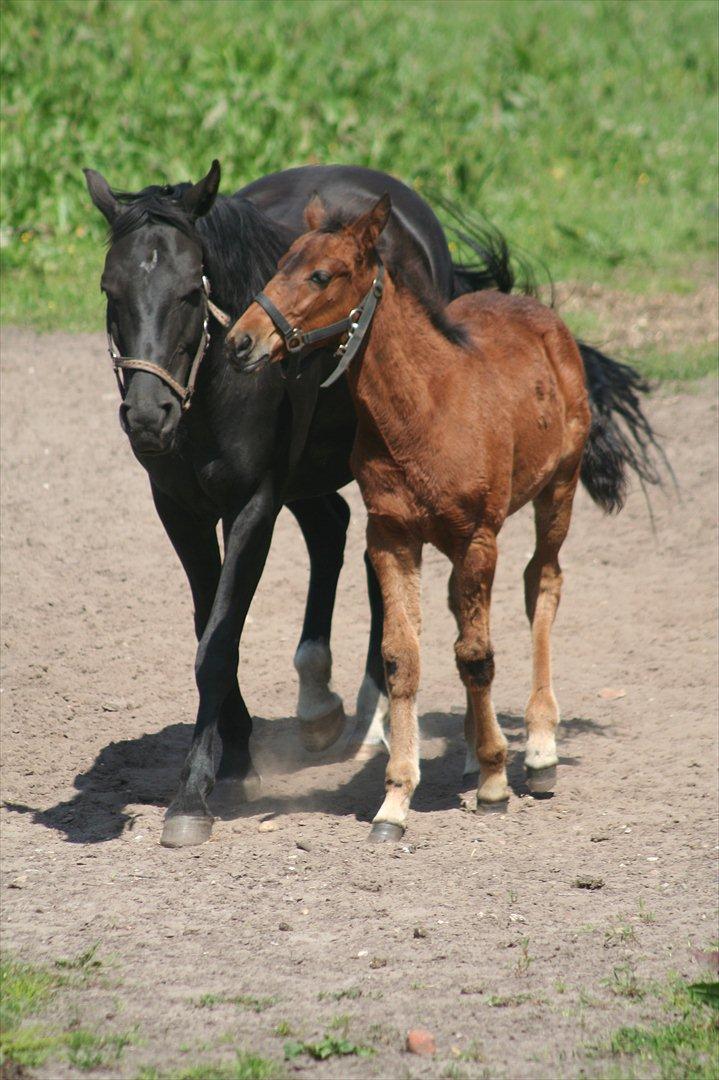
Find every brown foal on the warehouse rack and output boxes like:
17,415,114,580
226,194,593,840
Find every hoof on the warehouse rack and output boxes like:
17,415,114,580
477,798,509,814
160,814,213,849
526,764,557,795
298,701,346,753
368,821,405,843
207,773,261,819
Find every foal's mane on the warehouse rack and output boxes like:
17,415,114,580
320,208,469,348
109,183,292,315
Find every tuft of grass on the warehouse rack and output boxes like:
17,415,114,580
284,1033,374,1061
604,922,639,948
0,955,132,1071
593,977,719,1078
0,958,57,1031
486,992,539,1008
606,963,648,1000
1,0,717,331
317,985,362,1002
137,1054,284,1080
66,1029,134,1072
196,993,277,1013
54,942,102,972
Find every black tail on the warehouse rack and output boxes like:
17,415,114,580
577,342,670,513
435,195,669,512
435,193,541,299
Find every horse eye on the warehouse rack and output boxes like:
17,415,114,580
310,270,331,287
181,287,201,303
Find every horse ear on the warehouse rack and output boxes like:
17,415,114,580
181,159,221,219
83,168,119,224
304,193,326,231
352,193,392,248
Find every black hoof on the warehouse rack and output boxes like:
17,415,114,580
160,814,213,848
477,798,509,814
526,764,557,795
368,821,405,843
207,773,261,819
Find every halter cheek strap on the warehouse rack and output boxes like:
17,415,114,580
107,276,232,412
251,256,384,387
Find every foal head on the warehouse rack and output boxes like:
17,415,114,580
225,194,391,373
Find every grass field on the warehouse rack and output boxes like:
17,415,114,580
1,0,717,340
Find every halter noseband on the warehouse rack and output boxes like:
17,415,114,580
106,275,231,412
252,256,385,388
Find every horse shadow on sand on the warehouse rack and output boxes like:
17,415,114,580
3,711,607,845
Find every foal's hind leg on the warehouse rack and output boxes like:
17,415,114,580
288,495,349,753
366,517,422,841
452,528,509,808
523,469,580,792
448,571,479,777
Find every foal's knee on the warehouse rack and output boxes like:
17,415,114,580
456,646,495,690
382,639,420,699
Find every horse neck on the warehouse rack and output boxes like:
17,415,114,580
349,273,459,435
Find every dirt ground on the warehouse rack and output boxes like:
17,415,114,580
1,324,717,1080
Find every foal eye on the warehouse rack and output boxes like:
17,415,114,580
309,270,332,287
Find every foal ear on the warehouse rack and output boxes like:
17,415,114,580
181,159,221,219
304,193,326,231
352,193,392,248
83,168,120,224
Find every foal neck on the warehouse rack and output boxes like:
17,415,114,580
350,271,462,413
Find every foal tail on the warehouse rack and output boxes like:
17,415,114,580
578,343,669,513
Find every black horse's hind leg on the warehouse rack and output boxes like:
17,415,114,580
151,486,257,812
287,494,350,752
162,477,278,848
353,550,389,752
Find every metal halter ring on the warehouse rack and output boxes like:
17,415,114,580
286,331,304,353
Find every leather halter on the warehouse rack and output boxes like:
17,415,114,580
106,275,231,412
252,257,385,388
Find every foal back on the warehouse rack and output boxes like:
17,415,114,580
388,289,590,534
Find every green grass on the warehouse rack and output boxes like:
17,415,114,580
594,978,719,1079
629,345,718,383
283,1032,374,1061
1,0,717,335
195,992,277,1013
0,955,133,1072
137,1053,284,1080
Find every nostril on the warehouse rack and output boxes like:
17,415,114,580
236,333,252,356
118,403,130,433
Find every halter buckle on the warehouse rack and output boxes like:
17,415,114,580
286,330,304,353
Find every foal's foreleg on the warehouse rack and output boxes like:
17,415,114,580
366,517,422,841
288,495,349,752
523,471,579,791
453,529,508,807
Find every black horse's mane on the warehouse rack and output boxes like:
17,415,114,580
109,183,292,316
320,208,469,347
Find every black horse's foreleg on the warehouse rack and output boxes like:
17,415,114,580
151,486,255,800
354,549,390,751
287,494,350,752
161,478,278,848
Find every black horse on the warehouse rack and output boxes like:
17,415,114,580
85,161,663,849
85,161,504,848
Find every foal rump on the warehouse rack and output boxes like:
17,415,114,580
441,198,668,515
